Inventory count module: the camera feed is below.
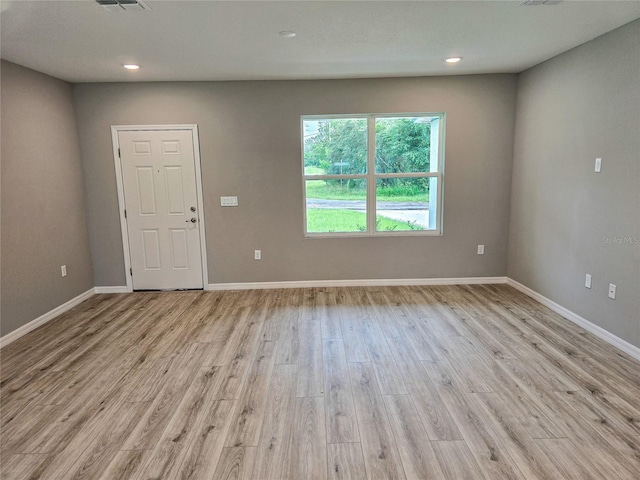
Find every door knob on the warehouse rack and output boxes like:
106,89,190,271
186,218,197,223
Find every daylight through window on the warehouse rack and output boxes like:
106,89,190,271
302,114,444,236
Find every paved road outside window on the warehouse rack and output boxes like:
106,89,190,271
306,199,429,228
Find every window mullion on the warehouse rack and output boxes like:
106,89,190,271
373,172,439,179
303,174,366,181
367,115,376,234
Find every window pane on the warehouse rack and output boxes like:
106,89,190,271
375,116,435,173
375,178,430,232
306,179,367,233
428,177,438,230
303,118,367,175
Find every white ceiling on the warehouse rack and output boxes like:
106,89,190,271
1,0,639,83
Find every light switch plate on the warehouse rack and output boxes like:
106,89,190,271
477,244,485,255
595,157,602,173
608,283,616,299
220,196,238,207
585,274,591,289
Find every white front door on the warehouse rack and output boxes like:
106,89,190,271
118,129,203,290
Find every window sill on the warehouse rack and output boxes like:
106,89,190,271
304,230,443,239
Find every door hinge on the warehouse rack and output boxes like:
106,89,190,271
118,148,121,158
124,209,127,219
130,267,133,276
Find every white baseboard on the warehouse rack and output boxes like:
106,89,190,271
506,278,640,362
94,286,129,294
0,288,95,349
207,276,507,291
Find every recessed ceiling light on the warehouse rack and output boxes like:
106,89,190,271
123,64,140,70
445,57,462,64
279,31,296,38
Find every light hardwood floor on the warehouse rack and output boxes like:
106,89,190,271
1,285,639,479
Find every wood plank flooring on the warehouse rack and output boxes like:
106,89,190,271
1,285,639,479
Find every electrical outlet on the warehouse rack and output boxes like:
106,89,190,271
585,274,591,289
477,244,485,255
595,157,602,173
61,265,67,277
608,283,616,299
254,250,261,260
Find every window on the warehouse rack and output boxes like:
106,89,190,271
302,113,444,236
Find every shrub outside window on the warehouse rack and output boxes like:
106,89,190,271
302,113,444,236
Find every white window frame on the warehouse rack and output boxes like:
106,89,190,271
301,113,445,237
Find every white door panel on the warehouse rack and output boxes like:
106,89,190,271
119,129,203,290
136,167,157,214
169,228,190,268
141,229,161,270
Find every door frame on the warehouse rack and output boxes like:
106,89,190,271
111,124,208,292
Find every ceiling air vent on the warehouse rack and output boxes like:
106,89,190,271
96,0,149,12
520,0,563,5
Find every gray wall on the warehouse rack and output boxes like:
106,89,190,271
73,74,517,287
1,60,93,336
508,20,640,348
